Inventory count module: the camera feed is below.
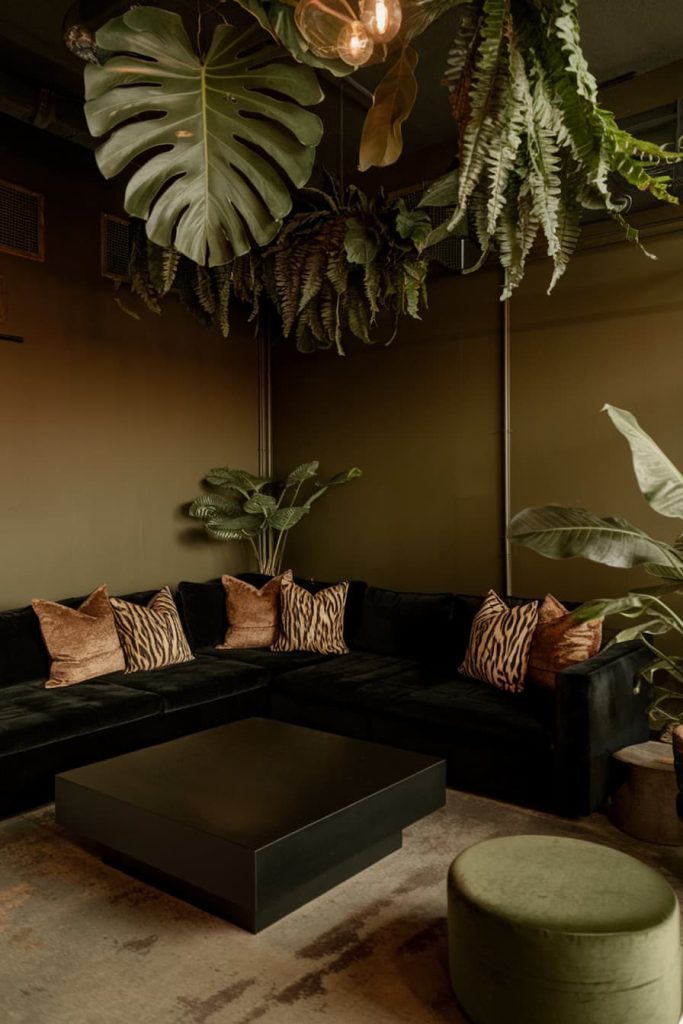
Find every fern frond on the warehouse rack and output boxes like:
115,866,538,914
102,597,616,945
194,265,216,315
454,0,511,216
213,266,231,338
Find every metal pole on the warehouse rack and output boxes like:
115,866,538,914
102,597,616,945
502,290,512,597
257,326,273,478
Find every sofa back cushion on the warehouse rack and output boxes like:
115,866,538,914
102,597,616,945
0,588,159,688
354,586,457,669
176,579,226,650
176,575,367,651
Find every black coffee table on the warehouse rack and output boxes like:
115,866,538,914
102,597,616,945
55,717,446,932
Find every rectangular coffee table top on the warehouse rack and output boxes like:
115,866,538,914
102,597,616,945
57,718,445,850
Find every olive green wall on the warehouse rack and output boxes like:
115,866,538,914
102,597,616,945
272,268,503,593
0,118,259,609
273,228,683,601
510,228,683,602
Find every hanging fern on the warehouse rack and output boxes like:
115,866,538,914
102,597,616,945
121,181,430,353
418,0,683,297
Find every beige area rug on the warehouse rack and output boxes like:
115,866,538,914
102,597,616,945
1,790,682,1024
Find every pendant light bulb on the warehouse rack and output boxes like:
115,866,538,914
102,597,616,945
336,20,374,66
360,0,401,43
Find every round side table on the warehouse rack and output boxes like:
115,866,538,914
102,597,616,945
611,741,683,846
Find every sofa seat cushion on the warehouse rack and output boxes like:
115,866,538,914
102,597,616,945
198,646,336,675
273,653,444,710
0,679,163,755
384,677,554,752
108,655,269,712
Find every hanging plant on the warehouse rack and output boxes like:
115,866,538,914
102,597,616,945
123,180,431,352
416,0,683,296
123,181,431,351
84,7,324,265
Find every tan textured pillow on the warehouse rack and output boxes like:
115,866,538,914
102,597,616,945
273,577,349,654
32,585,125,689
459,590,539,694
527,593,603,689
218,570,292,649
110,587,194,673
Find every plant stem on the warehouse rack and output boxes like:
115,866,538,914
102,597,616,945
247,535,260,570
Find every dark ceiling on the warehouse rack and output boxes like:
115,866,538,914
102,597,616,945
1,0,682,188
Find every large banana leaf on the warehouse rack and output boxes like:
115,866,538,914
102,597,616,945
508,505,683,569
84,8,324,266
603,404,683,519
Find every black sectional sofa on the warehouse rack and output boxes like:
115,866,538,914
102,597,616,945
0,575,652,818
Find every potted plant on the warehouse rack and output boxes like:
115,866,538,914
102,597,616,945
509,405,683,726
188,461,361,574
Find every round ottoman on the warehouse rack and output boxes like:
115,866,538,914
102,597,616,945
448,835,681,1024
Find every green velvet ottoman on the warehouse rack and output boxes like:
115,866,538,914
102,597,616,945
448,836,681,1024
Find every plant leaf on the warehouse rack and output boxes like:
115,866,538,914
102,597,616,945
321,467,363,486
205,468,270,493
509,505,683,569
395,201,433,246
358,46,419,172
418,171,460,208
244,493,278,515
644,562,683,581
344,218,379,265
85,9,323,266
614,619,672,643
305,467,362,505
286,461,320,485
603,404,683,518
270,506,310,531
206,514,262,538
188,494,242,519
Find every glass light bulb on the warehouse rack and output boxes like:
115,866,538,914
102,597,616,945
360,0,401,42
295,0,352,59
336,20,374,65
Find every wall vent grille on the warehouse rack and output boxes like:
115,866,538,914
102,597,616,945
0,180,45,261
398,188,479,272
101,214,131,280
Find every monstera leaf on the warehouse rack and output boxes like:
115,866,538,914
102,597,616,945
84,8,324,266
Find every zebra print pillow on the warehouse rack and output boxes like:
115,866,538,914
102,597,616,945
110,587,194,673
459,590,539,693
272,577,349,654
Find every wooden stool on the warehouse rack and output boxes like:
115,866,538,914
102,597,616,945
611,741,683,846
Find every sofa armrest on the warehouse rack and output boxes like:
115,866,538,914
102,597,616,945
554,640,653,816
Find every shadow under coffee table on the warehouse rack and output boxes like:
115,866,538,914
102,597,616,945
55,717,446,932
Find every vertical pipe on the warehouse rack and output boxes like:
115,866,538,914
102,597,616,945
257,326,273,478
502,291,512,596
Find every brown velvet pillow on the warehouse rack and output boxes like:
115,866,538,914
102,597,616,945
527,593,603,689
32,585,125,689
218,570,292,649
459,590,539,693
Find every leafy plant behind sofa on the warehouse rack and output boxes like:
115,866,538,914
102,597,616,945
188,461,361,574
509,405,683,725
